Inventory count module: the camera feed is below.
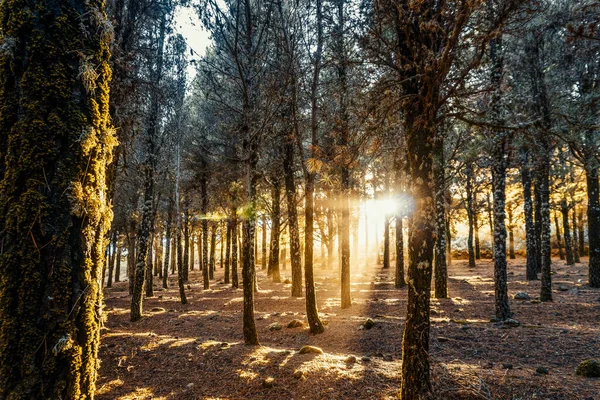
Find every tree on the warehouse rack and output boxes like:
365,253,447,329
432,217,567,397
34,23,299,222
0,0,115,396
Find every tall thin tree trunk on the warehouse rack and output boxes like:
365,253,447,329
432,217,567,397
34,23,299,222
383,215,390,269
585,165,600,287
561,199,574,265
232,209,239,288
395,216,406,288
554,211,565,260
466,164,477,268
434,134,447,298
572,207,581,263
225,219,232,283
521,148,538,280
163,205,172,288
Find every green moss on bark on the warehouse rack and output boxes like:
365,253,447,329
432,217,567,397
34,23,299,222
0,1,115,398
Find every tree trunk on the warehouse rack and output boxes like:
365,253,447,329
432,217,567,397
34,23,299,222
145,233,154,297
538,153,553,302
554,211,565,260
128,221,136,295
466,164,477,268
191,233,195,271
283,140,303,297
383,215,390,269
572,207,581,263
232,209,239,288
434,134,447,298
163,206,172,288
474,193,481,260
395,217,406,288
534,180,543,272
401,105,436,399
201,177,210,289
210,223,217,280
0,0,114,394
225,220,231,283
521,148,538,280
561,199,575,265
268,183,282,282
115,245,122,283
578,207,585,256
107,231,117,288
585,166,600,287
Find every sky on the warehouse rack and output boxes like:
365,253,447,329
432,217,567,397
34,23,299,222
173,5,211,78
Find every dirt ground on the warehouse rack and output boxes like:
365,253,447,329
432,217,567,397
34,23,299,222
97,257,600,399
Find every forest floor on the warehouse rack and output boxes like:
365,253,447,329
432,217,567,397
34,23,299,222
97,257,600,400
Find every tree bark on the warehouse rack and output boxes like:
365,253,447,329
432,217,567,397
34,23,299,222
283,139,303,297
395,216,406,288
554,211,565,260
521,148,538,280
383,215,390,269
585,166,600,287
0,0,114,395
232,209,239,288
434,134,447,298
268,182,282,282
561,199,574,265
466,164,477,268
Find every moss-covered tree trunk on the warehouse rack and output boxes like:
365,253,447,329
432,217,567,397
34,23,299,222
0,0,115,397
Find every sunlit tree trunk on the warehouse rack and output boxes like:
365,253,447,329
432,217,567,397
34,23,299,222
283,139,303,297
268,182,282,282
466,164,477,268
163,199,173,288
383,215,390,269
232,210,239,288
201,177,210,289
395,216,406,288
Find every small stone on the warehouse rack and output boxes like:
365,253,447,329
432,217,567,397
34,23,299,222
272,312,280,316
187,285,191,289
186,383,195,388
530,300,541,304
283,279,291,284
383,354,393,362
293,370,305,380
363,318,375,330
502,364,513,370
437,337,449,343
220,342,230,349
287,319,304,328
262,377,275,388
298,345,323,355
269,322,283,331
208,337,215,340
157,295,163,299
575,359,600,377
361,356,371,362
345,355,357,364
514,292,530,300
558,284,569,291
536,366,549,375
151,307,166,312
